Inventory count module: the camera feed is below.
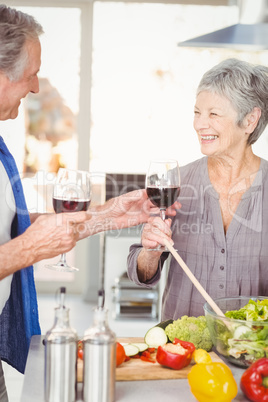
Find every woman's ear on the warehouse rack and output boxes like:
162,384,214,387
245,107,262,134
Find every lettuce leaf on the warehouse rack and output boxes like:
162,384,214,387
225,299,268,322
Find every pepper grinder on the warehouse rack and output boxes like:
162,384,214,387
83,306,116,402
44,287,78,402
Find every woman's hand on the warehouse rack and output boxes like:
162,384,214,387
137,217,174,283
141,216,174,250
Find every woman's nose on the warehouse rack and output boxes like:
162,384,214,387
194,113,210,131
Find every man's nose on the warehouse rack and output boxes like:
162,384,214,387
30,76,39,94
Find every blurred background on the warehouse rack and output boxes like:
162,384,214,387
2,1,268,399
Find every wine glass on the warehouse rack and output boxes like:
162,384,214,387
45,168,91,272
146,159,180,251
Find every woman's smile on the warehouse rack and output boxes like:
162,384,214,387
194,91,247,157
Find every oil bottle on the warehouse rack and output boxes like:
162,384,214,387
83,306,116,402
44,287,77,402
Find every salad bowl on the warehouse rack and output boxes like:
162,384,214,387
203,296,268,368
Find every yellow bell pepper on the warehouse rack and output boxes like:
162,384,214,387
187,362,237,402
192,349,212,364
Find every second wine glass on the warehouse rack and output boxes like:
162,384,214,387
45,168,91,272
146,159,180,251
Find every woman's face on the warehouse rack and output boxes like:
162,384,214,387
193,90,247,158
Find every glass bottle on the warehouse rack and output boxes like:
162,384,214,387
83,307,116,402
44,287,77,402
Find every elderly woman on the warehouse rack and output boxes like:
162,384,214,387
127,58,268,319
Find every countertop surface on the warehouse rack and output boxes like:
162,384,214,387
21,335,248,401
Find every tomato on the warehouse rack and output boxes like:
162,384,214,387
116,342,126,367
78,348,83,360
77,340,83,360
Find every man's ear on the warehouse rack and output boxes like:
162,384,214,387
245,107,261,134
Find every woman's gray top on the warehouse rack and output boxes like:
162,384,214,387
127,157,268,319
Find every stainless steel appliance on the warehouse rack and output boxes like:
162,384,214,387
178,0,268,50
112,272,159,320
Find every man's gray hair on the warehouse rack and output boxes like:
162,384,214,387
197,58,268,145
0,4,43,82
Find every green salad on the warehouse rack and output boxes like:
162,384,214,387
207,299,268,367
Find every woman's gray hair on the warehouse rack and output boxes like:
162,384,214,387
0,4,43,82
197,58,268,145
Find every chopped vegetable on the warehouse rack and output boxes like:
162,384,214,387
144,326,168,348
165,315,213,352
188,361,238,402
130,342,148,352
208,299,268,366
225,299,268,321
116,342,126,367
121,342,156,363
156,338,195,370
193,349,212,364
240,357,268,401
77,340,83,360
123,344,140,357
78,349,83,360
140,350,156,363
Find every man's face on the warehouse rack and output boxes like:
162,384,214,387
0,39,41,121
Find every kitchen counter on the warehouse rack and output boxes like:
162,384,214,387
21,335,248,401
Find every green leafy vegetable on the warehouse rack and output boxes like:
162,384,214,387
225,299,268,322
211,299,268,366
165,315,213,352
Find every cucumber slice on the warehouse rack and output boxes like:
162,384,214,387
130,342,148,352
144,327,168,348
123,344,140,357
233,325,251,339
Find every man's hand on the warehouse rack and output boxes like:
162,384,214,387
87,189,180,235
0,211,90,280
24,211,90,261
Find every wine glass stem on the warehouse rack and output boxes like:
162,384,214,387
59,253,67,265
160,208,166,221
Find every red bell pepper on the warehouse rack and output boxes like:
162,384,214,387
156,338,195,370
240,358,268,402
140,350,156,363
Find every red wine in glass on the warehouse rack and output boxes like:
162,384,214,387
146,186,180,209
146,160,180,251
45,168,91,272
53,198,91,213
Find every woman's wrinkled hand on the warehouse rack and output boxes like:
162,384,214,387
141,216,174,251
